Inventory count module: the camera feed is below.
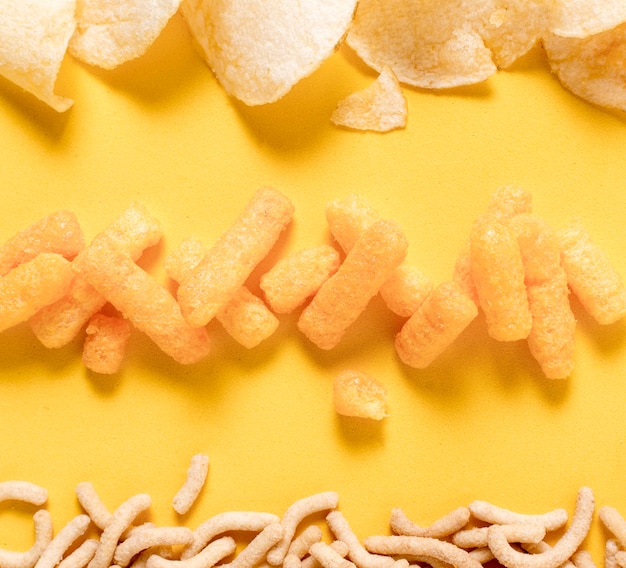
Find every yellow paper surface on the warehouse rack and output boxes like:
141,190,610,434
0,13,625,557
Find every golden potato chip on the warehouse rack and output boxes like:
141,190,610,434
180,0,358,105
69,0,181,69
549,0,626,38
543,24,626,112
0,0,75,111
331,67,407,132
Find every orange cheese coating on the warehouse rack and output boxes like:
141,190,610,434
298,219,408,350
82,314,132,375
0,210,84,276
259,245,341,314
333,369,388,420
72,241,210,365
395,281,478,369
177,187,294,327
379,265,434,318
469,218,532,341
557,220,626,325
0,253,74,333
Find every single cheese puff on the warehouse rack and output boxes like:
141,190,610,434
82,313,132,375
298,219,408,350
0,210,84,276
395,281,478,369
326,194,432,317
0,253,74,333
72,241,211,365
379,265,433,318
177,187,295,327
165,235,279,348
557,220,626,325
526,271,576,379
470,219,532,341
259,245,341,314
484,185,533,222
333,369,388,420
507,214,561,286
29,203,163,349
452,243,480,306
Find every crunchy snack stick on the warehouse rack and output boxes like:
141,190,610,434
260,245,341,314
599,506,626,549
35,514,91,568
87,493,152,568
57,538,99,568
287,525,323,559
309,541,356,568
182,511,281,559
148,536,236,568
468,499,569,531
267,492,339,566
332,369,388,420
0,508,53,568
177,187,294,327
229,522,284,568
557,220,626,325
0,480,48,505
326,194,432,317
172,453,209,515
0,210,84,277
452,524,546,549
390,506,471,539
81,313,132,374
72,239,211,365
75,481,113,530
166,236,279,348
395,281,478,369
363,535,482,568
113,526,194,567
298,219,408,350
0,253,74,334
29,202,163,349
487,487,594,568
469,218,532,341
302,541,350,568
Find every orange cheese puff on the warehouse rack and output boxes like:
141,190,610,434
526,271,576,379
165,236,279,348
333,369,388,420
395,281,478,369
217,287,279,349
452,244,480,306
557,220,626,325
507,214,561,286
470,219,532,341
0,253,74,333
259,245,341,314
379,265,433,318
325,194,380,252
82,314,132,374
177,187,295,327
298,219,408,350
28,203,163,349
0,210,84,276
72,241,210,365
484,185,533,221
326,194,432,317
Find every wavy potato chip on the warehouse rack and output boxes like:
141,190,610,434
549,0,626,38
0,0,75,112
543,24,626,112
69,0,181,69
180,0,358,105
331,66,408,132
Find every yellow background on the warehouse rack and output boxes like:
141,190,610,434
1,12,625,558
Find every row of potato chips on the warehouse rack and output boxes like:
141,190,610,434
0,0,625,125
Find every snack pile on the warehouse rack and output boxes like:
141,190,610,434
0,186,624,389
1,456,625,568
1,0,626,124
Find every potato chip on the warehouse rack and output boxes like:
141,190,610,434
69,0,181,69
0,0,75,111
180,0,358,105
331,67,407,132
543,24,626,112
332,369,388,420
549,0,626,38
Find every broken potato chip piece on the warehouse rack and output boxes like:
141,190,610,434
180,0,358,105
333,369,388,420
0,0,76,112
331,66,407,132
69,0,182,69
549,0,626,38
